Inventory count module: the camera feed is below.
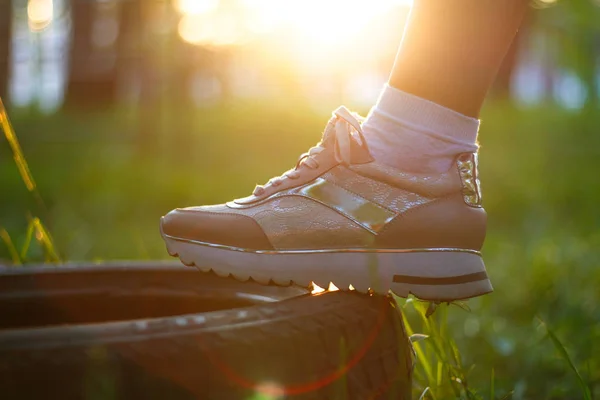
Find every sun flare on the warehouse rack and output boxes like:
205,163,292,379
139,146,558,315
174,0,220,15
176,0,408,48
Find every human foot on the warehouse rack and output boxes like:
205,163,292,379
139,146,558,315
160,106,492,302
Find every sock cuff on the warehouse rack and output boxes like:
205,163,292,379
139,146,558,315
373,84,480,145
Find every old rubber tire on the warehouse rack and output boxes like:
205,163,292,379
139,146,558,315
0,262,412,400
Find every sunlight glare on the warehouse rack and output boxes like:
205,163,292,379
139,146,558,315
311,283,325,294
27,0,54,32
174,0,219,15
178,13,243,46
178,0,407,49
242,0,400,46
310,282,339,294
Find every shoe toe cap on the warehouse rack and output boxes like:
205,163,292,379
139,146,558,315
161,207,274,250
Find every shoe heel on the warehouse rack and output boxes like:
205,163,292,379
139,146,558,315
389,276,493,301
379,251,493,301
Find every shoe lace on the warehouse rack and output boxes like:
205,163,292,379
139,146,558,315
253,106,366,196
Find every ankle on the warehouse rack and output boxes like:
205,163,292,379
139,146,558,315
362,85,479,173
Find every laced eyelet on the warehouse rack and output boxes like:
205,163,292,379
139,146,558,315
252,105,362,197
295,154,309,170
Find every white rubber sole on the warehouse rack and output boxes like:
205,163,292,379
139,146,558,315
161,232,493,302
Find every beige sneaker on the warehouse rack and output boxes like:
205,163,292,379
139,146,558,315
160,106,492,301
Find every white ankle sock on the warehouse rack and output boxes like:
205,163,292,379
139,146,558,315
361,85,480,173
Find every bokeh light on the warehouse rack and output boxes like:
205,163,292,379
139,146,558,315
27,0,54,31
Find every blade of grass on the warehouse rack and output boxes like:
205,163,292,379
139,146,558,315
538,318,592,400
1,98,57,262
418,302,466,398
448,339,468,397
418,387,431,400
410,334,429,344
393,296,437,392
396,296,477,399
20,218,35,260
0,98,39,196
418,305,448,365
32,217,60,262
401,304,435,385
0,228,22,264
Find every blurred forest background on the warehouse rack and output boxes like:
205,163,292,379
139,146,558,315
1,0,600,398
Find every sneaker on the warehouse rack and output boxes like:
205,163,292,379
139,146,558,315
160,106,492,301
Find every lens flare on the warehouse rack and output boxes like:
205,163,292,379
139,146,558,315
196,294,390,397
252,382,285,399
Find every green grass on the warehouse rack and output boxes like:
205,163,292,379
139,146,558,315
0,99,59,263
1,98,599,398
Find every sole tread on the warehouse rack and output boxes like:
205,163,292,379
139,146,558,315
166,238,492,302
175,254,492,301
184,260,379,296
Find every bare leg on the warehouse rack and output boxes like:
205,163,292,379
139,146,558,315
362,0,529,173
389,0,528,118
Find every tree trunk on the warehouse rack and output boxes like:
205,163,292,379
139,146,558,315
64,0,119,108
116,0,142,99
